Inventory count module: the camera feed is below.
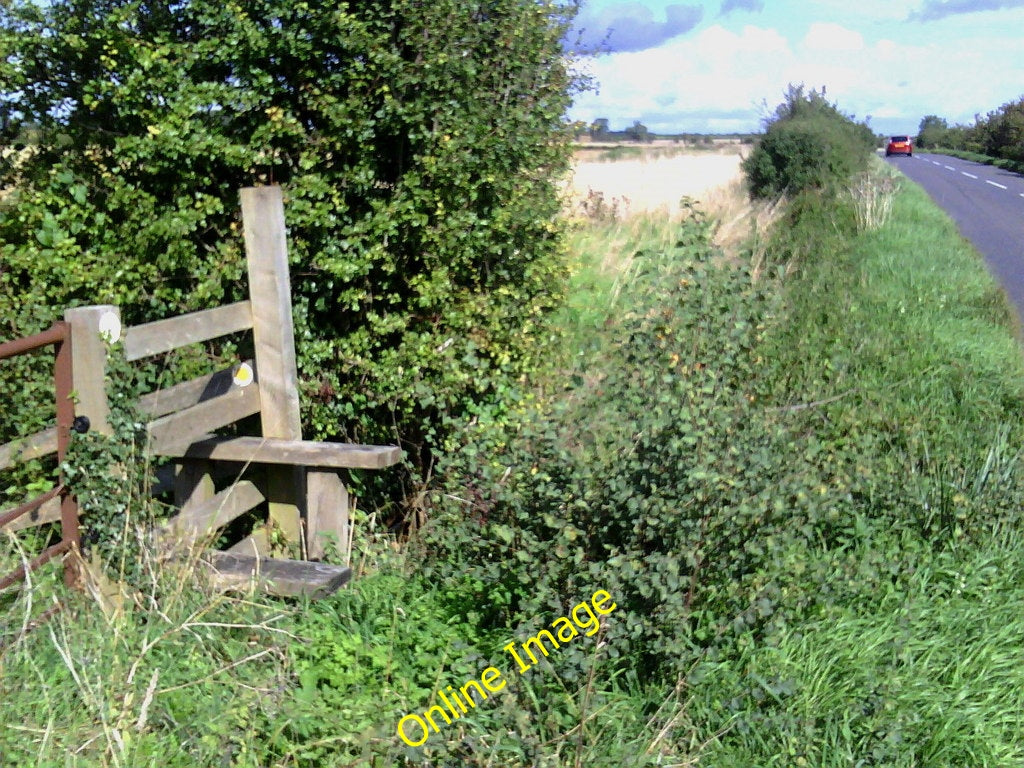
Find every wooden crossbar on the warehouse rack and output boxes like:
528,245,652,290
146,386,262,455
124,301,254,361
138,363,255,420
160,480,265,544
0,427,57,472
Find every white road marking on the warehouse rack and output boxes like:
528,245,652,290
962,172,979,179
945,165,956,170
986,180,1008,189
932,161,942,165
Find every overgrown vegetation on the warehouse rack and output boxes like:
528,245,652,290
419,162,1024,764
6,153,1024,765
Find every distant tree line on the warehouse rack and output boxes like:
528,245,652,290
574,118,756,145
581,118,652,143
916,96,1024,164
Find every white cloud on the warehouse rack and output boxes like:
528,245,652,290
567,17,1024,134
569,24,796,130
802,22,864,51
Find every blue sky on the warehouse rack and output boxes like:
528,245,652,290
565,0,1024,135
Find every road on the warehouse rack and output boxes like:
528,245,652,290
884,152,1024,317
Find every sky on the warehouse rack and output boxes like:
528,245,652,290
565,0,1024,136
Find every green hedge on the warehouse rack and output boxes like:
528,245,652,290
0,0,578,505
743,86,875,198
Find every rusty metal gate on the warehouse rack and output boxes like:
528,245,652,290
0,322,81,592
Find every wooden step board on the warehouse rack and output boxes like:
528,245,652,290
204,551,351,599
155,435,402,470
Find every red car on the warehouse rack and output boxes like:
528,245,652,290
886,135,913,157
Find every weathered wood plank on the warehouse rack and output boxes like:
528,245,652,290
226,527,271,558
205,552,351,598
174,459,215,520
162,480,264,544
241,186,304,544
65,305,120,435
155,436,402,470
0,495,60,531
240,187,301,441
123,301,253,361
146,385,262,455
306,469,349,562
0,427,57,472
138,362,256,420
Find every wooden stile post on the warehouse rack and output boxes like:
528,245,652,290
240,186,305,550
306,470,349,562
64,305,120,436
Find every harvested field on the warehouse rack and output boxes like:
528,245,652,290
564,148,746,220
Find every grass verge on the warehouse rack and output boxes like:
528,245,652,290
925,147,1024,175
690,166,1024,765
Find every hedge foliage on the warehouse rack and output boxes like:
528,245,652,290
0,0,578,502
743,85,876,198
917,95,1024,165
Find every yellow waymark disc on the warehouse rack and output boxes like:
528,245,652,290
233,362,254,387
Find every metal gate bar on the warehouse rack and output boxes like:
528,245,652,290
0,322,80,589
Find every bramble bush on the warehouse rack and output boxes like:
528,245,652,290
0,0,579,510
420,206,829,680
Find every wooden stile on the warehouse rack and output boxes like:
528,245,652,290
240,186,305,546
16,185,402,598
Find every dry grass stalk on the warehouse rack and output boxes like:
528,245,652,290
848,171,899,232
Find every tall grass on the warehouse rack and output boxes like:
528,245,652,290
557,181,780,361
686,163,1024,765
693,533,1024,767
1,527,702,766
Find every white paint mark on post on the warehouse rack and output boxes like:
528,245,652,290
99,311,122,343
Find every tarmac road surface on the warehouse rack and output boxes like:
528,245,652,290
885,152,1024,319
